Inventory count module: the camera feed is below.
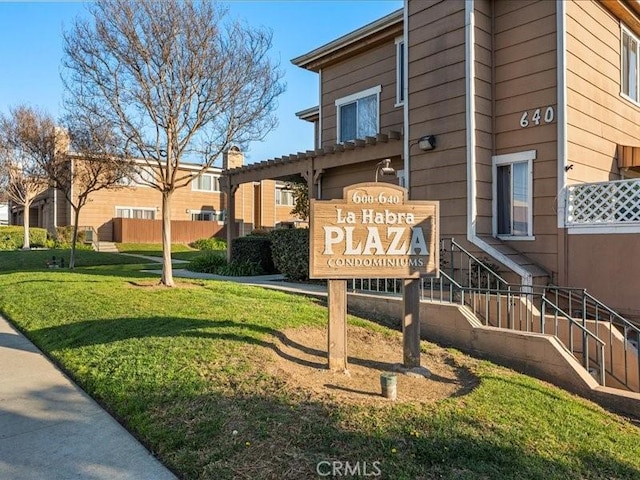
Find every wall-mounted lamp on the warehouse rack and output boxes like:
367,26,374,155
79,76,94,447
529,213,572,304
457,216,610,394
418,135,437,151
185,208,191,214
375,158,396,182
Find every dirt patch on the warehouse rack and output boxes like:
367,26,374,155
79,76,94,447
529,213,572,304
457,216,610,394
265,325,478,405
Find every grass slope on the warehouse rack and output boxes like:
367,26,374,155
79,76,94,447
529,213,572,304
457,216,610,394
0,251,638,479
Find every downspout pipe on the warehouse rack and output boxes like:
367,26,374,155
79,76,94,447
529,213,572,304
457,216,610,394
465,0,533,287
403,0,410,195
556,0,567,228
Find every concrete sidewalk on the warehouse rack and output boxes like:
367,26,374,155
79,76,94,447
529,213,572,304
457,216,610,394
0,316,176,480
145,268,329,298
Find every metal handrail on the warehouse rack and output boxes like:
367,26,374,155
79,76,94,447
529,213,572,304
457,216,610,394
350,238,638,391
441,237,510,289
543,285,639,391
541,296,606,386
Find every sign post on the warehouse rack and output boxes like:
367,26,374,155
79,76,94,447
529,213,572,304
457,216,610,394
310,182,439,372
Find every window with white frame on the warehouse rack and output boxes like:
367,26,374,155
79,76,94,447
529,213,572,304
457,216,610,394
335,85,381,143
395,37,405,106
115,207,156,220
622,26,639,103
192,173,220,192
276,188,295,206
190,209,221,221
492,150,535,239
118,166,155,187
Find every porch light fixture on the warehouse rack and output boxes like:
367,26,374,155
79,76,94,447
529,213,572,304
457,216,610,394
418,135,436,151
375,158,395,182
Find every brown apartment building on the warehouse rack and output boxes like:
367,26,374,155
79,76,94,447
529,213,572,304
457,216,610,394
10,147,302,244
224,0,640,323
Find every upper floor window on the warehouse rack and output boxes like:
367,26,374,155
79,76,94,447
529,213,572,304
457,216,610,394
492,150,535,239
115,206,156,220
335,85,381,143
117,166,154,187
622,26,639,103
192,173,220,192
276,188,295,206
395,36,405,106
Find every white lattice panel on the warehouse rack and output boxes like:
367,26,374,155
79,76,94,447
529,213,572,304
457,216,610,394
567,179,640,225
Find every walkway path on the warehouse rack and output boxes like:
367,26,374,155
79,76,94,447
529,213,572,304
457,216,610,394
0,316,176,480
118,252,189,264
145,268,328,297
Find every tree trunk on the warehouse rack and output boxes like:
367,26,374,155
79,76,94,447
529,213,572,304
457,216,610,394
22,200,31,250
69,206,81,269
160,190,174,287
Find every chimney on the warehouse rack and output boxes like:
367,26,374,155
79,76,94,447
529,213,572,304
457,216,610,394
222,146,244,171
54,127,71,155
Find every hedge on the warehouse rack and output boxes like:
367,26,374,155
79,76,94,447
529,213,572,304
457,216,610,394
230,235,275,274
0,226,48,250
269,228,309,281
53,226,92,250
190,237,227,251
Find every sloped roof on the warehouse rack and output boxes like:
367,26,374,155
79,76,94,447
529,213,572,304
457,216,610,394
291,9,403,72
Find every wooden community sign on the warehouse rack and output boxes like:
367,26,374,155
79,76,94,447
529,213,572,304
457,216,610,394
310,182,439,280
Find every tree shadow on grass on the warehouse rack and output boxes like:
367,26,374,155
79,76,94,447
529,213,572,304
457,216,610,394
28,316,475,391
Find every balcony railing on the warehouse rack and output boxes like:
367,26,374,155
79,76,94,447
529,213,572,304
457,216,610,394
566,178,640,226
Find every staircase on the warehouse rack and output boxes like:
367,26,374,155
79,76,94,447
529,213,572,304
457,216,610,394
433,238,640,393
350,237,640,393
95,241,119,253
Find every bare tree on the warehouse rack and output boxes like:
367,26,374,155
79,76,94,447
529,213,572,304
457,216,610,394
62,0,285,286
43,116,132,269
0,106,56,249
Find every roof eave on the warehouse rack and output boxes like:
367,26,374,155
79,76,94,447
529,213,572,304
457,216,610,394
291,8,403,71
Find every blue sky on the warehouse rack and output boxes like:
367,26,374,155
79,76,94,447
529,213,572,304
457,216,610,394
0,1,402,165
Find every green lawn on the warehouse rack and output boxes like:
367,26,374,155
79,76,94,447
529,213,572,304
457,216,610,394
0,249,146,272
0,250,639,479
117,243,208,261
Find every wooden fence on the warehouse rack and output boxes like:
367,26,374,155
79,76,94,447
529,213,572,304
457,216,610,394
113,218,238,243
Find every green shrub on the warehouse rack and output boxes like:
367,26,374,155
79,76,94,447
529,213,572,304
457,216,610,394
0,226,48,250
187,252,227,273
217,260,263,276
187,252,262,277
269,228,309,281
190,237,227,251
249,228,272,237
52,226,92,250
230,235,275,274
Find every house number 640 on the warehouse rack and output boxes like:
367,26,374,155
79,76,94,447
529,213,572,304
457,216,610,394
520,106,554,128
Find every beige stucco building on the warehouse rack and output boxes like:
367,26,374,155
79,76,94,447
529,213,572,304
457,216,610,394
10,148,302,244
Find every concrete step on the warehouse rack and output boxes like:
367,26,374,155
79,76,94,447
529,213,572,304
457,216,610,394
96,242,119,253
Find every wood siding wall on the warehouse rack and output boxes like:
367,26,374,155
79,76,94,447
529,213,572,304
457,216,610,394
113,218,233,243
566,1,640,183
567,233,640,320
321,157,403,200
408,0,467,238
321,37,403,146
492,0,559,275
